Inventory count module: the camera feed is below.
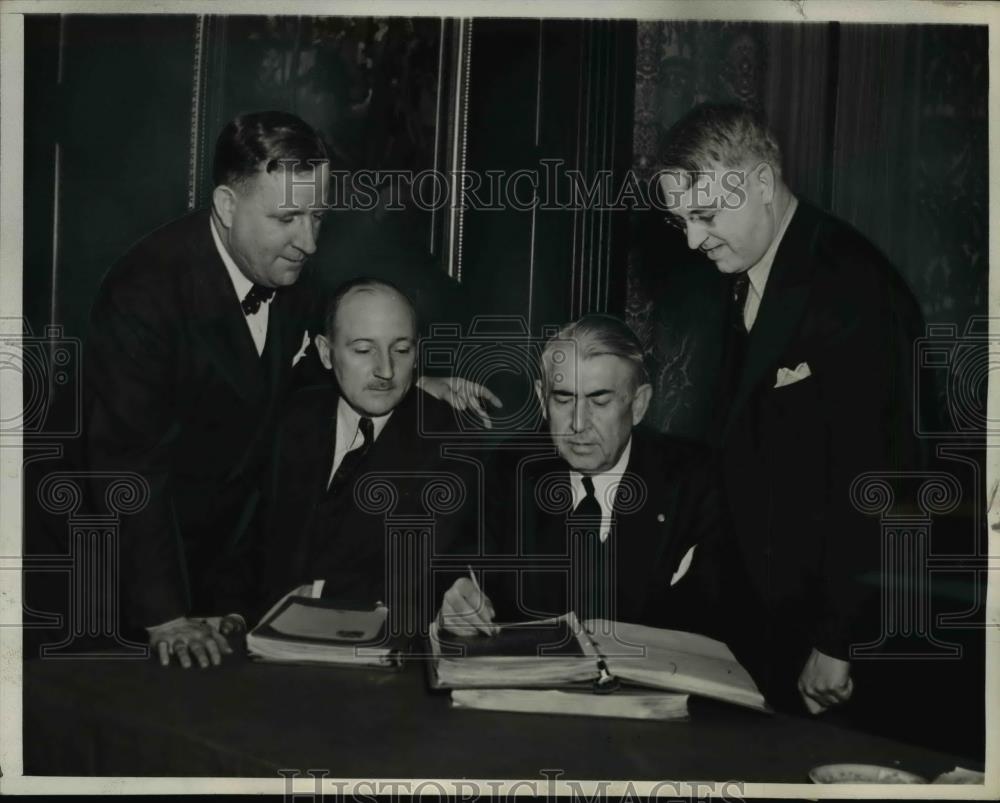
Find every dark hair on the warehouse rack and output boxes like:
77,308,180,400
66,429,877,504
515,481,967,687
213,111,329,188
540,313,650,391
659,102,782,175
323,277,418,338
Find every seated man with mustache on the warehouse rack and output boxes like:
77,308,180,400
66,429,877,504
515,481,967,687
255,278,472,630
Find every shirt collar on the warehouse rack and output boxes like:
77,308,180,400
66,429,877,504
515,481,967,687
210,215,256,303
570,436,633,510
336,396,393,448
746,195,798,299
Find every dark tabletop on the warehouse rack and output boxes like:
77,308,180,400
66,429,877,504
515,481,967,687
23,652,972,781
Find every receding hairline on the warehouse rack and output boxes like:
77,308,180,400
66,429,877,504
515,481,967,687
327,283,417,337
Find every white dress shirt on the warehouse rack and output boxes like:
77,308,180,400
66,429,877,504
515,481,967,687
742,196,799,331
327,398,393,488
210,216,270,355
568,438,633,543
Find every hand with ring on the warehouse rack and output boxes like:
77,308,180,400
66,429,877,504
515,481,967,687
147,616,235,669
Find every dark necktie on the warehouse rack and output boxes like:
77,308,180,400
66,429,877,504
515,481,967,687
573,476,603,521
241,284,276,316
718,273,751,419
328,417,374,497
730,273,751,336
570,476,607,623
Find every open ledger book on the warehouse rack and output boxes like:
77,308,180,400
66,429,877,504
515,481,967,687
247,584,404,667
428,613,768,719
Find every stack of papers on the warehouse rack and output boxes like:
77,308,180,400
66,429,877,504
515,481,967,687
247,586,403,668
428,613,768,715
430,615,599,688
452,687,690,721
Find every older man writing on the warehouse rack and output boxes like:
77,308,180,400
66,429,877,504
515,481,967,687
438,314,719,636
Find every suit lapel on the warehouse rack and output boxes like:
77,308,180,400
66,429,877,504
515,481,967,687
521,453,571,557
723,203,817,439
261,284,297,401
287,391,339,582
523,436,682,619
269,390,337,590
187,217,267,403
359,387,420,476
613,434,679,616
321,388,422,550
313,389,426,581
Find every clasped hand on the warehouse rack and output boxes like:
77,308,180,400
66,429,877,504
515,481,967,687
148,615,245,669
798,648,853,714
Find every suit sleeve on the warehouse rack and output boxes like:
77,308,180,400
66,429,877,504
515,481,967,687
476,448,520,619
245,410,294,625
84,275,191,628
811,262,924,660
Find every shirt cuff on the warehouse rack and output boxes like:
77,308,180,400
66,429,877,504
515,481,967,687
226,613,247,630
145,615,187,633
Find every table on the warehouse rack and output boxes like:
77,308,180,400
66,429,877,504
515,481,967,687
23,653,975,781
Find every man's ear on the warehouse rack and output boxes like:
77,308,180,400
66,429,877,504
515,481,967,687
314,333,334,371
212,185,238,229
631,383,653,425
755,162,776,205
534,379,548,421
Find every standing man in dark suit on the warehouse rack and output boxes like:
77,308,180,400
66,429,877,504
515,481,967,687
85,112,495,669
257,278,471,629
85,111,331,669
438,314,718,635
657,104,924,714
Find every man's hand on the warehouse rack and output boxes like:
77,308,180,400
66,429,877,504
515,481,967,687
147,617,235,669
202,614,247,640
438,577,498,636
417,376,503,429
798,648,853,714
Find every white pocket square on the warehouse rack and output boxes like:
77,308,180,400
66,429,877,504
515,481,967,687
774,361,812,388
670,545,696,587
292,331,310,367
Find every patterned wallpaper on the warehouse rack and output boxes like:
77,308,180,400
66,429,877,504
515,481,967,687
909,25,988,327
628,21,769,438
632,21,767,182
224,15,442,170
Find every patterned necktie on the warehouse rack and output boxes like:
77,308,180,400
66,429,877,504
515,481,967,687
718,273,751,419
241,284,276,316
571,476,607,622
328,417,374,497
730,273,751,335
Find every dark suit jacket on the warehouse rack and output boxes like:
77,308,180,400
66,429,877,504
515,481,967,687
714,200,924,701
84,210,319,627
256,384,473,625
479,426,720,633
